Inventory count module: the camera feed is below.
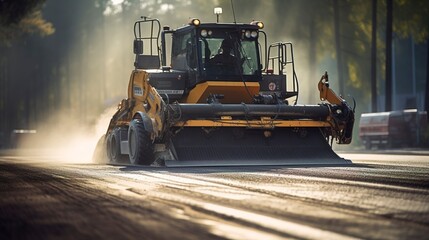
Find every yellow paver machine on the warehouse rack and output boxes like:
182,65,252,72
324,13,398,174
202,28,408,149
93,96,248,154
94,16,355,167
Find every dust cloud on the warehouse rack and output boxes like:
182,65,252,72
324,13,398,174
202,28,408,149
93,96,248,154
16,106,117,164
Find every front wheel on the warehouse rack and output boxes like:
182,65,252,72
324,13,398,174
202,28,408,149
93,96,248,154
128,119,155,165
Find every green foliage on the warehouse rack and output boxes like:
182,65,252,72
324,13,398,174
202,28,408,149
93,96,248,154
393,0,429,43
0,0,54,44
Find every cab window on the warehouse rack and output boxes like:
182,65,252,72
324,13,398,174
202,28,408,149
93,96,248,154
171,32,196,70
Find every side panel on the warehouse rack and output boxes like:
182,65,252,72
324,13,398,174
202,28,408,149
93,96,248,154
148,71,187,101
185,81,260,104
128,70,165,137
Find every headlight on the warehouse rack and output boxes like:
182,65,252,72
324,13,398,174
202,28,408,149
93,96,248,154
268,82,276,91
250,21,264,29
214,7,222,14
189,18,200,26
201,29,208,37
245,30,251,38
251,31,258,38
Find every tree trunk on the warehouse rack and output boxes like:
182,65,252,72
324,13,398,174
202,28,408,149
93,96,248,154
371,0,378,112
425,37,429,121
333,0,344,96
309,15,317,103
385,0,393,111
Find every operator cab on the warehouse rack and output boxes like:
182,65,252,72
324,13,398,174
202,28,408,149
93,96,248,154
133,16,298,104
171,21,262,89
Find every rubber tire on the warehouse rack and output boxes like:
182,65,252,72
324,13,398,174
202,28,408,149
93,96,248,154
128,119,155,165
107,128,129,163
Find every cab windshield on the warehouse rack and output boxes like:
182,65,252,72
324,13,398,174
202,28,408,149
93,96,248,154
199,29,260,80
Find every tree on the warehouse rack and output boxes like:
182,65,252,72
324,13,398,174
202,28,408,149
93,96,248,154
425,38,429,119
0,0,55,144
385,0,393,111
371,0,377,112
333,0,344,95
0,0,54,44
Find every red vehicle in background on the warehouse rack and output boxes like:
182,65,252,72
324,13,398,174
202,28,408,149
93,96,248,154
359,109,427,149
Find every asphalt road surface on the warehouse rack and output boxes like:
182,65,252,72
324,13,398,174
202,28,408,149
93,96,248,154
0,151,428,240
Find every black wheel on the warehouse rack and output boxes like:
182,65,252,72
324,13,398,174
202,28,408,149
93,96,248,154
106,128,129,163
128,119,155,165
